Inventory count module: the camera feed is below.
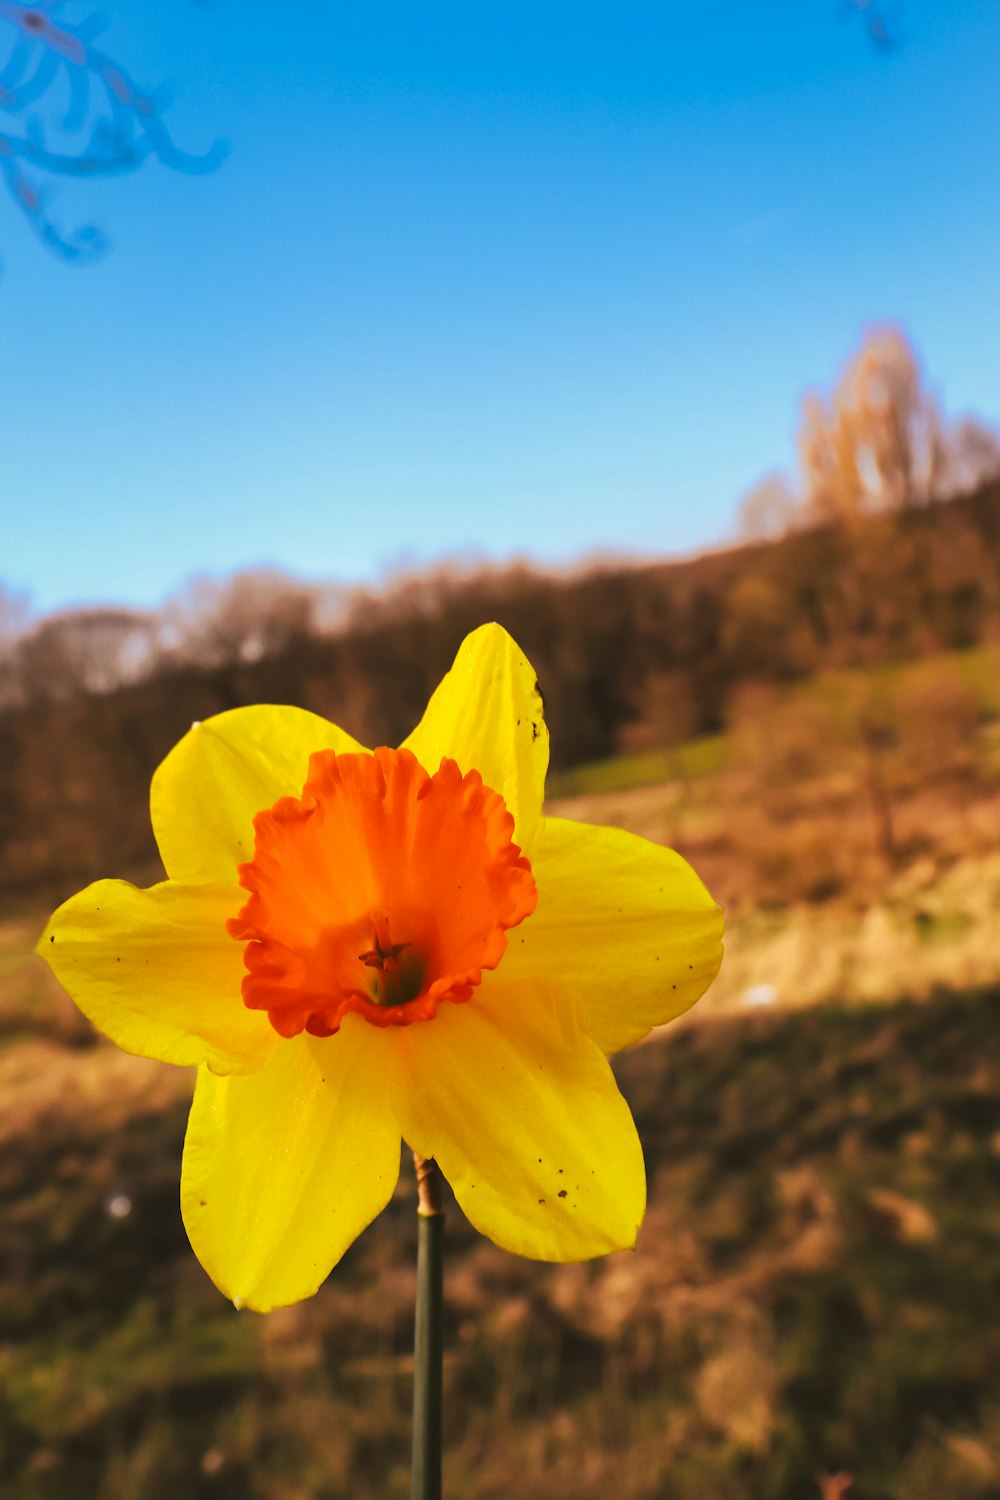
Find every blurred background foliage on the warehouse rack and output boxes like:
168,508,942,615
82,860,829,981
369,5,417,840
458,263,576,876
3,325,1000,1499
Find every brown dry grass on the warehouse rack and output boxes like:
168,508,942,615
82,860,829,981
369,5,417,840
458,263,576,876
0,953,997,1500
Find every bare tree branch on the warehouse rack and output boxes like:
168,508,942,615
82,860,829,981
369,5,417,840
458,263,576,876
0,1,225,263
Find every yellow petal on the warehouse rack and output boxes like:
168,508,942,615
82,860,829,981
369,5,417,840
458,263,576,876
181,1016,401,1312
500,817,723,1054
388,978,645,1260
152,705,368,884
38,879,277,1074
402,624,548,855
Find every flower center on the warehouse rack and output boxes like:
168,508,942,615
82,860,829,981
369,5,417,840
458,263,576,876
227,746,537,1036
357,908,420,1008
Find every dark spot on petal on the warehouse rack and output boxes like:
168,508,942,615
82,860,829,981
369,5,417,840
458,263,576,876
538,1198,545,1205
557,1189,567,1199
49,935,55,943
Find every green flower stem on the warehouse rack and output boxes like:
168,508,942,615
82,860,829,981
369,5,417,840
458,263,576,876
412,1153,444,1500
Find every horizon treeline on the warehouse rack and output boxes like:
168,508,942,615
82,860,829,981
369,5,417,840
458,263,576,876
3,472,1000,902
4,326,1000,900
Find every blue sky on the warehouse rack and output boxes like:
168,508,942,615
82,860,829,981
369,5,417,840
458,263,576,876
2,0,999,616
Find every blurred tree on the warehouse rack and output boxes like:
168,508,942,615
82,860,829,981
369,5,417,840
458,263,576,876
0,581,29,705
729,672,900,872
7,605,155,703
736,472,799,543
165,568,318,669
0,1,224,263
893,656,980,780
0,580,28,641
796,329,957,664
721,571,811,679
798,327,945,526
940,416,1000,496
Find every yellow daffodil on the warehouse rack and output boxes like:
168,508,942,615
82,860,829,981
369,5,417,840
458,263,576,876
39,624,722,1313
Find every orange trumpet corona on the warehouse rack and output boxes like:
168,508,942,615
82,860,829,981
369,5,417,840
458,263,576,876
227,746,538,1038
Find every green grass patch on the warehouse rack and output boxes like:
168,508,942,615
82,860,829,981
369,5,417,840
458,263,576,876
548,733,728,799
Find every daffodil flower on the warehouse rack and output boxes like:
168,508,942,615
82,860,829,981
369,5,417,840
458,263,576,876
39,625,722,1313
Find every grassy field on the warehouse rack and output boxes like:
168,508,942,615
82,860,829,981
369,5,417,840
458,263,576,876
3,675,1000,1500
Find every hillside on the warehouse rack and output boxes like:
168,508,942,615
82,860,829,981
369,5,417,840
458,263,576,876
3,480,1000,903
